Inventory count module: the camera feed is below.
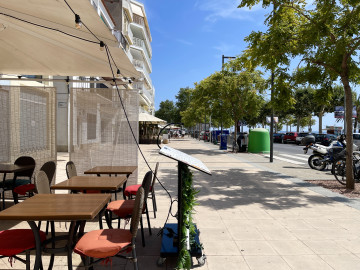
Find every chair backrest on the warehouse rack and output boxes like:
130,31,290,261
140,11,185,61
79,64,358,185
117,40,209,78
150,162,159,194
35,171,51,194
130,187,145,236
66,161,77,178
141,171,152,202
40,161,56,186
14,156,35,178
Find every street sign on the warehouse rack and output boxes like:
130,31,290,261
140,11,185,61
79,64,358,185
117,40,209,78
334,106,356,118
266,116,278,124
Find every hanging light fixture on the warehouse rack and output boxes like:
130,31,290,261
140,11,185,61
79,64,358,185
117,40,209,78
116,69,121,77
75,14,82,29
100,41,105,51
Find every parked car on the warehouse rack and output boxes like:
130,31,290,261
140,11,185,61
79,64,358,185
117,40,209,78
273,133,284,143
199,131,210,141
353,133,360,147
283,132,298,143
315,133,337,146
296,132,313,145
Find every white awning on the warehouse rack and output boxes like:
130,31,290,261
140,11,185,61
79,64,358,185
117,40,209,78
139,113,167,124
0,0,140,78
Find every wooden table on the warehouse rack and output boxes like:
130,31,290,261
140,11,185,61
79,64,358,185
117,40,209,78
0,193,111,270
0,163,35,209
84,166,137,199
84,166,137,177
51,175,127,192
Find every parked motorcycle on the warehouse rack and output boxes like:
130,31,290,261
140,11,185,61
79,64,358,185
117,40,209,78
303,135,347,171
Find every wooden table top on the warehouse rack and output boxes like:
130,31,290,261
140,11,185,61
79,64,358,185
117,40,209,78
84,166,137,175
0,194,111,221
51,175,127,191
0,164,35,173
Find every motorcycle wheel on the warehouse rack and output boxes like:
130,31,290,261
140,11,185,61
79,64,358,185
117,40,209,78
308,154,326,171
332,158,346,185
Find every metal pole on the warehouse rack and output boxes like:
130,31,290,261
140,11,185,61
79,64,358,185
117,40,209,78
221,55,225,137
270,72,274,163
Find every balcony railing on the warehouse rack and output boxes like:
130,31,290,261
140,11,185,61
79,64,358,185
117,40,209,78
113,30,129,51
133,14,151,39
132,62,152,87
133,59,144,70
132,37,152,71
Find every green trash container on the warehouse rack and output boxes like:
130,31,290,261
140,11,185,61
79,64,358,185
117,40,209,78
248,128,270,153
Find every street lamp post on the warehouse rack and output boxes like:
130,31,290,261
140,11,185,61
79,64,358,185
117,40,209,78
221,55,236,137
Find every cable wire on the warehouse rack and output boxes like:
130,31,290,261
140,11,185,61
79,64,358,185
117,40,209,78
0,13,98,44
1,0,177,234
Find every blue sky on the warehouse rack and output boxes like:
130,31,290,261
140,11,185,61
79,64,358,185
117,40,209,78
142,0,344,132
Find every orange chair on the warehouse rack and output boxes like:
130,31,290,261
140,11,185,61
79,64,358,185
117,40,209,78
105,171,152,247
124,162,159,218
74,187,145,270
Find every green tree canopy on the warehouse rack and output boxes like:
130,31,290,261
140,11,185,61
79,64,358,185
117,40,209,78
155,100,178,123
238,0,360,188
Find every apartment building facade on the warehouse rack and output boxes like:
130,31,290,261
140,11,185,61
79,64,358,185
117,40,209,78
0,1,153,186
104,0,155,115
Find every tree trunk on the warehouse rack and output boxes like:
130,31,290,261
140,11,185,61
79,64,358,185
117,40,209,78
354,118,357,133
341,75,354,189
318,111,323,134
297,118,300,132
234,120,238,151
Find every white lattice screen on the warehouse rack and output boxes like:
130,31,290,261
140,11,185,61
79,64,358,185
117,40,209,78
0,85,57,183
69,88,139,185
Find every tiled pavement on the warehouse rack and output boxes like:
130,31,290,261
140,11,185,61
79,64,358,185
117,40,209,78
2,138,360,269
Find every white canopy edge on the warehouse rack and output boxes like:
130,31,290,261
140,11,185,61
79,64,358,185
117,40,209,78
0,0,139,78
139,113,167,124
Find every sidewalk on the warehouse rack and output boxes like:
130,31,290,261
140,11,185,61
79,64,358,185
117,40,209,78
2,138,360,269
139,138,360,270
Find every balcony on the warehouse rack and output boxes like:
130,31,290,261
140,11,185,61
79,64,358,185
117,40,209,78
132,59,152,87
133,82,154,106
131,38,152,72
130,15,152,58
133,14,151,42
113,30,129,51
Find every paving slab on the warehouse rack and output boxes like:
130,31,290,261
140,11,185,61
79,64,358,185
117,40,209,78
2,137,360,269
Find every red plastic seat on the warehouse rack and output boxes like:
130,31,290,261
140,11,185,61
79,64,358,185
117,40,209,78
124,162,159,218
124,184,141,197
0,229,46,268
0,229,46,256
13,184,35,195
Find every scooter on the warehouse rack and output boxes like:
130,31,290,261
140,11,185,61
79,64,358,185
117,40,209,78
303,135,346,171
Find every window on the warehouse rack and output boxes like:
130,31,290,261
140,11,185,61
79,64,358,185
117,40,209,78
20,89,47,151
87,113,97,140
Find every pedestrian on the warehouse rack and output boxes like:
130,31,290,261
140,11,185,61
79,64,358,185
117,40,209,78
237,134,242,152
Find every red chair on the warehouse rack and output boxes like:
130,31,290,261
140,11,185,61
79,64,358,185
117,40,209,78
105,171,152,247
14,160,56,200
124,162,159,218
0,229,46,269
0,156,35,206
74,187,145,270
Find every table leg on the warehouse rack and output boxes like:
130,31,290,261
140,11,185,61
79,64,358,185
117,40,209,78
12,175,19,204
98,207,105,229
67,221,77,270
27,221,43,270
122,180,128,200
48,222,55,270
1,173,6,210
